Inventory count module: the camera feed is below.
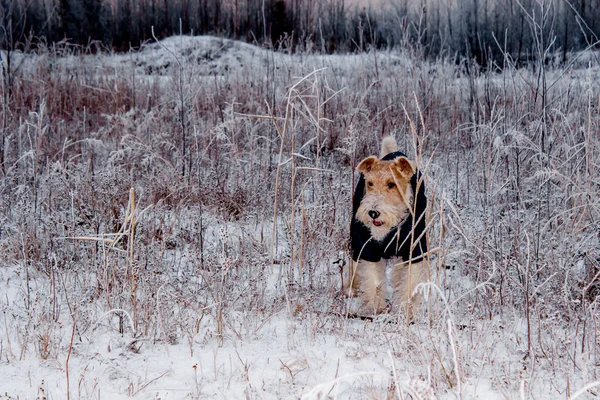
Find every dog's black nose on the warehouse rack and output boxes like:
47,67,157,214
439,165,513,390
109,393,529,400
368,210,380,219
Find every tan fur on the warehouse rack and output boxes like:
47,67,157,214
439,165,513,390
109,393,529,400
391,259,425,319
349,137,425,318
346,260,361,298
355,152,415,241
357,260,387,314
380,135,398,157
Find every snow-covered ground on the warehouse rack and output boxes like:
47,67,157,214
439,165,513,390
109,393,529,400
1,35,599,399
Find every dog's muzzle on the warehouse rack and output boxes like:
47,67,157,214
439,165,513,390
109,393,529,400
368,210,383,226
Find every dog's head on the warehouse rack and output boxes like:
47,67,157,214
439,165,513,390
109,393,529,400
355,155,415,241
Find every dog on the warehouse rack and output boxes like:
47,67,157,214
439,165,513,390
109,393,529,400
347,136,428,318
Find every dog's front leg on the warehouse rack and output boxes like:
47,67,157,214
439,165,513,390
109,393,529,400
345,260,361,298
357,260,387,314
391,260,425,320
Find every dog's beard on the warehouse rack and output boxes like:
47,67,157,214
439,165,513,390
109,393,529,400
356,187,414,241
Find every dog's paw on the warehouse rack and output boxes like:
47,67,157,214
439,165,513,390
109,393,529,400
357,300,390,317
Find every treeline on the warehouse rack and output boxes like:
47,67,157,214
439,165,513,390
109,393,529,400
1,0,599,65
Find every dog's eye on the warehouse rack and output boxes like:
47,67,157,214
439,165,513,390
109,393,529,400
387,182,396,189
367,181,373,187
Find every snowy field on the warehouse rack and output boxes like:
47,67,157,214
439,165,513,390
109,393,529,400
1,35,599,399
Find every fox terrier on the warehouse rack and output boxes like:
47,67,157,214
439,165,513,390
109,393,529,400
348,136,428,318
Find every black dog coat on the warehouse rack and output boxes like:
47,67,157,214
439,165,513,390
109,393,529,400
351,151,428,263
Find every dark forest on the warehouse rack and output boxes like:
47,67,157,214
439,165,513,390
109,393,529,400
1,0,599,65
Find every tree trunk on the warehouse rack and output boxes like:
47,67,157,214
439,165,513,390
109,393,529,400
163,0,169,36
562,2,569,63
183,0,189,33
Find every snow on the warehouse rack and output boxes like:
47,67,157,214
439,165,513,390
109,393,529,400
0,260,419,399
1,255,584,399
2,35,600,399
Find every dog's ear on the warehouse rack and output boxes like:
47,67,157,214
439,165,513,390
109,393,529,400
393,156,416,179
356,156,378,174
